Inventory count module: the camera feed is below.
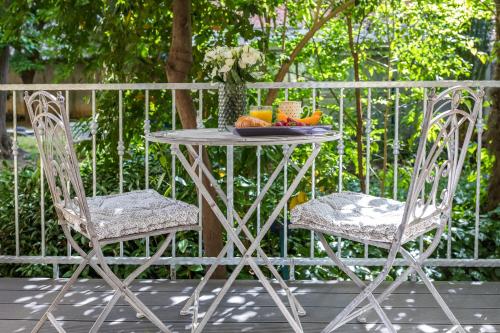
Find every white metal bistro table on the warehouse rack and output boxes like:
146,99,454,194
148,128,340,333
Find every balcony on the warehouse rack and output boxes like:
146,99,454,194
0,81,498,332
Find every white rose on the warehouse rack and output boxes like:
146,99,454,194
245,54,257,66
219,64,231,73
211,68,218,78
238,58,247,69
225,58,235,67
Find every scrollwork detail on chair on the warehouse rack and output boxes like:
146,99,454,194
405,86,482,229
24,91,92,237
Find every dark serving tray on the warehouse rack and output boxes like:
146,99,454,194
233,125,332,137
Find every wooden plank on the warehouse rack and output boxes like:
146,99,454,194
1,278,498,295
0,279,498,332
4,320,500,333
0,302,498,325
1,289,499,309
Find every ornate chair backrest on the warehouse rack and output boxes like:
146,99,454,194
397,86,483,244
24,91,93,238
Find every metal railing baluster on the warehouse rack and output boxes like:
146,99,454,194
41,125,46,257
283,144,288,259
310,88,316,259
365,88,372,259
12,91,19,257
65,90,70,258
91,90,97,198
337,88,344,258
198,89,203,258
474,89,484,260
338,89,344,192
393,88,400,200
257,89,261,236
421,89,427,256
171,89,177,279
144,90,150,257
145,90,150,189
118,90,124,257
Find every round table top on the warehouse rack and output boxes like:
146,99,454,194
147,128,341,146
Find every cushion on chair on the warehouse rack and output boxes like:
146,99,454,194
84,189,198,240
290,192,441,243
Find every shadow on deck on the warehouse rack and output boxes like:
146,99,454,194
0,278,498,332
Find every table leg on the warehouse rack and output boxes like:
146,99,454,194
227,145,234,258
180,144,305,316
188,144,322,333
173,144,321,333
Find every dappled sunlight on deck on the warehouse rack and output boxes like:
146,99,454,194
0,278,498,332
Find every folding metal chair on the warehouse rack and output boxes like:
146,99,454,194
24,90,200,333
290,86,484,333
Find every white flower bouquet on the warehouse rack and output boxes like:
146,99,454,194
203,45,264,84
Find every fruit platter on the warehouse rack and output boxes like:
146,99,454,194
233,110,332,137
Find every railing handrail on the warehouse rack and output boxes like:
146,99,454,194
1,80,499,91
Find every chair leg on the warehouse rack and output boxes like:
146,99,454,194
337,265,414,326
400,248,466,333
344,226,448,326
318,233,396,333
31,251,92,333
62,227,148,326
89,233,175,333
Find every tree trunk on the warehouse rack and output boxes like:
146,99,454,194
264,0,355,105
486,0,500,210
346,15,366,193
0,46,11,160
166,0,226,277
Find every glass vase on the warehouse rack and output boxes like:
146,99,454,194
218,83,246,131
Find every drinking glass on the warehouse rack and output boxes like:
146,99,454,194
249,106,273,123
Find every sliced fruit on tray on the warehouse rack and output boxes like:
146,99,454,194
277,110,322,126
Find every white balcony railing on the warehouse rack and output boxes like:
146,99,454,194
1,81,499,279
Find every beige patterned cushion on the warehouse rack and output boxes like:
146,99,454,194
290,192,441,243
85,189,198,240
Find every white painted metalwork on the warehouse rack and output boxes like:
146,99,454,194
118,90,124,258
365,88,372,259
40,135,46,257
3,80,500,91
144,90,151,258
257,89,262,236
393,88,400,200
12,91,19,257
91,90,97,197
197,90,203,258
171,90,177,279
475,99,484,259
292,86,484,333
0,81,498,279
23,90,199,333
149,130,340,332
422,88,428,256
227,145,234,259
311,88,317,258
283,144,288,259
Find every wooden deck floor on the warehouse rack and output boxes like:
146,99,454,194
0,278,498,332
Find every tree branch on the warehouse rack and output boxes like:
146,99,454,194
265,0,355,105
